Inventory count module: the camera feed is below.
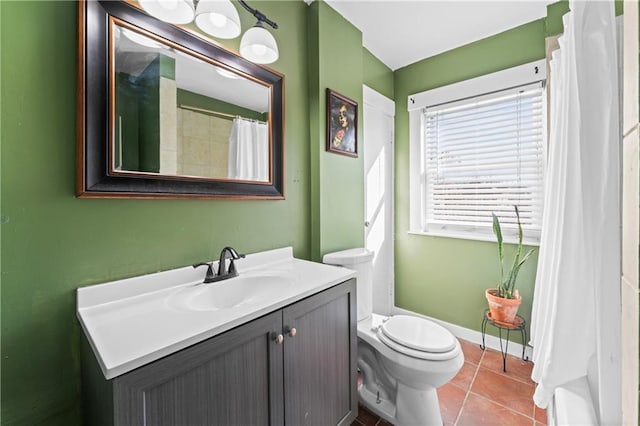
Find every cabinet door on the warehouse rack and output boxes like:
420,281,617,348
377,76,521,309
113,311,284,426
282,279,357,425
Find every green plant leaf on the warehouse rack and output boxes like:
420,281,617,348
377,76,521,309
492,212,504,292
515,205,523,246
505,207,522,296
517,248,536,268
508,249,522,294
496,206,537,299
492,213,503,258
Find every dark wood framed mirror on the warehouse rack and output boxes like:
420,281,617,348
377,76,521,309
77,0,284,199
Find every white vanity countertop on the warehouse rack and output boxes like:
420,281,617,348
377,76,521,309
77,247,355,380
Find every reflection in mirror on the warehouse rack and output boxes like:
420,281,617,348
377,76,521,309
113,21,270,182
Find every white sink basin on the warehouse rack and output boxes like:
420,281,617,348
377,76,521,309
77,247,359,379
168,273,293,311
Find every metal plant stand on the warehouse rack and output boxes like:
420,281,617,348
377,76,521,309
480,309,528,372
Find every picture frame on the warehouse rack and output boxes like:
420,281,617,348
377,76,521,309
326,88,358,157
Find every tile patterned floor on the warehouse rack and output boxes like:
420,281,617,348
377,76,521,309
352,339,547,426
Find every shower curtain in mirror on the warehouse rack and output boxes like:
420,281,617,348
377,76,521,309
529,0,620,414
228,117,269,181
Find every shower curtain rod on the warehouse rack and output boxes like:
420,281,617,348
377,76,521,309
178,104,266,124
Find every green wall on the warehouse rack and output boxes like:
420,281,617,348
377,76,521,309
308,1,365,261
393,20,546,339
545,0,570,36
0,1,312,424
0,0,386,423
137,56,163,173
363,48,393,100
115,73,141,170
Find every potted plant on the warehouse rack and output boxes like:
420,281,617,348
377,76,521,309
485,205,537,325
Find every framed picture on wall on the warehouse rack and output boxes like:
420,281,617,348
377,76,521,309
326,88,358,157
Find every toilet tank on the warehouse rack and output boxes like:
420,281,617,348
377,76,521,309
323,248,374,321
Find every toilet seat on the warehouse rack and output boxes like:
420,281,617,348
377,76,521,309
377,315,458,361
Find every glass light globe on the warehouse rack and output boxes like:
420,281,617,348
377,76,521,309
240,24,278,64
195,0,241,39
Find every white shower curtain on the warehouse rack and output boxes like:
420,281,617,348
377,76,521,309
228,118,269,181
530,0,619,412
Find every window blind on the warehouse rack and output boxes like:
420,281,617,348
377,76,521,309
422,82,545,235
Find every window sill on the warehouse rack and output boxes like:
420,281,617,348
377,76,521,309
408,229,540,247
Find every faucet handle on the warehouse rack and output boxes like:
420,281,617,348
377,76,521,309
193,262,216,283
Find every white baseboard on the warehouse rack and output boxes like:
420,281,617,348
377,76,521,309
391,306,533,361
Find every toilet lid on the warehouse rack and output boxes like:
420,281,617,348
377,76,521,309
380,315,457,353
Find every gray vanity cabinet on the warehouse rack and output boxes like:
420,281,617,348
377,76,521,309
86,279,357,426
113,310,284,425
283,281,357,425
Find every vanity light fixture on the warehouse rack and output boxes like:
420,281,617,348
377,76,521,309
195,0,241,39
138,0,279,64
238,0,279,64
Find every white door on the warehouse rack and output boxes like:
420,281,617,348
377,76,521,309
363,86,395,315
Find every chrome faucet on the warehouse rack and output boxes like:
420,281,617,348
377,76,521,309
193,247,245,284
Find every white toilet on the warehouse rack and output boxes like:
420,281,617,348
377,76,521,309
323,248,464,426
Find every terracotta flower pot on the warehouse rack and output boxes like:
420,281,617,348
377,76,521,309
485,288,522,325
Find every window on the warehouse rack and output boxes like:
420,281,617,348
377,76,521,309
409,61,546,243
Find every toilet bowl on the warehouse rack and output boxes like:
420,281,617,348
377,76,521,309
323,248,464,426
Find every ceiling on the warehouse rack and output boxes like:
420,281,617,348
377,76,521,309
323,1,555,71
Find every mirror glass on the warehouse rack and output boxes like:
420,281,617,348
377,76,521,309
113,21,271,182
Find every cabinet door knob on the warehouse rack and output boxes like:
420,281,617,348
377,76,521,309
273,333,284,345
287,327,297,337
